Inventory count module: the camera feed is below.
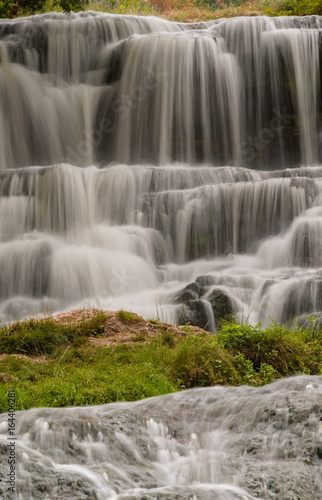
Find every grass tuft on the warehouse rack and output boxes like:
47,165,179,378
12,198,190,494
0,311,107,356
117,310,142,322
172,335,237,387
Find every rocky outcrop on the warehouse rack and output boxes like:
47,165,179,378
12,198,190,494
207,289,233,326
175,282,201,303
176,276,233,332
178,299,212,331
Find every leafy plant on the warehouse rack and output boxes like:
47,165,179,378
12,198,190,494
217,320,314,376
172,336,237,387
196,0,243,12
54,0,89,12
0,0,13,18
262,0,322,15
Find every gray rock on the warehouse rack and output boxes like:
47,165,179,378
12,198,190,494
178,299,211,331
297,312,322,330
175,282,201,304
195,275,216,287
207,289,233,326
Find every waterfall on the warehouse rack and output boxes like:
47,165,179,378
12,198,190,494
0,376,321,499
0,15,322,500
0,12,322,326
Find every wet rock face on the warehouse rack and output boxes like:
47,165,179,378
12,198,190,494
176,278,233,331
195,275,217,288
178,299,211,331
0,376,320,500
298,312,322,330
175,282,201,303
207,289,233,326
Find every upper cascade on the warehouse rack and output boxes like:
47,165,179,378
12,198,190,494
0,13,321,168
1,13,322,326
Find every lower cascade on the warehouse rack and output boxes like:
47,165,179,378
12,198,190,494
0,376,321,499
0,13,322,327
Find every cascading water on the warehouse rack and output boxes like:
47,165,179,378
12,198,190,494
0,13,322,500
0,13,322,326
0,376,321,499
1,13,322,327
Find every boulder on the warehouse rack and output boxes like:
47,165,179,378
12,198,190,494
195,275,216,287
178,299,212,331
175,282,201,304
207,289,233,326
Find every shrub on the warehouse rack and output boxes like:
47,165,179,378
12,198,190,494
54,0,89,12
172,336,237,387
263,0,322,16
22,0,48,12
218,321,313,376
196,0,243,12
0,0,12,18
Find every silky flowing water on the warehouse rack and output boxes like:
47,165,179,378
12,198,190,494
0,13,322,326
0,376,321,499
0,12,322,500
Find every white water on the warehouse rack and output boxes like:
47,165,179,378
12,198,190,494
0,376,321,499
0,13,322,326
0,14,322,500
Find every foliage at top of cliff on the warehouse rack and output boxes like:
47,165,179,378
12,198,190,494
1,0,322,22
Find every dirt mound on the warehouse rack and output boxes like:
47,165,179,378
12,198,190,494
51,308,209,347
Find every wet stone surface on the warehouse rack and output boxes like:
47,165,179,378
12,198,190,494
0,376,320,499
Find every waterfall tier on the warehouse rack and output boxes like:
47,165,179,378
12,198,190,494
0,13,322,326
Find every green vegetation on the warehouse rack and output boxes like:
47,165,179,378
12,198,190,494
117,310,142,322
0,0,156,18
262,0,322,17
1,0,322,22
0,311,107,355
54,0,89,13
158,0,322,23
0,0,12,18
0,311,321,413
